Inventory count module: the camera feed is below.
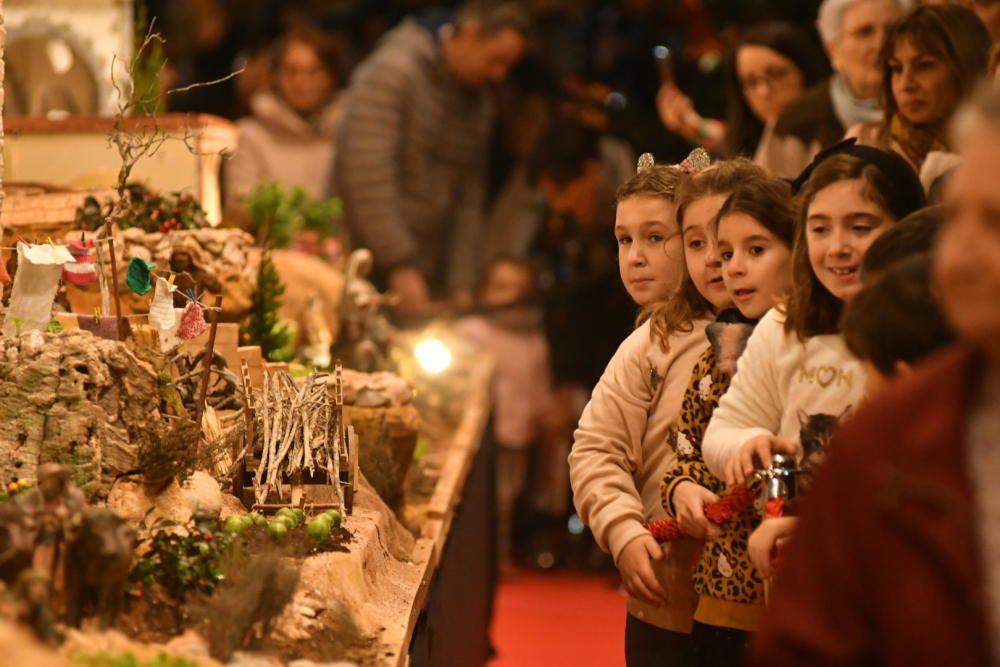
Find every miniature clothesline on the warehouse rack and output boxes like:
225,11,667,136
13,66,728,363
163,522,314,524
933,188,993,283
0,235,119,252
2,240,213,309
52,308,222,320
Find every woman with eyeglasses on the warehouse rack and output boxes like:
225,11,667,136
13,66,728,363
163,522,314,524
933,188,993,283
225,28,344,216
657,22,830,160
758,0,905,179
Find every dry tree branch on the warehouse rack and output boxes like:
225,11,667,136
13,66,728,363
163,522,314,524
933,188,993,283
104,18,243,227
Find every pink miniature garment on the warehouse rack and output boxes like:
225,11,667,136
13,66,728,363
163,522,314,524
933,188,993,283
0,257,10,286
62,239,98,285
176,301,207,340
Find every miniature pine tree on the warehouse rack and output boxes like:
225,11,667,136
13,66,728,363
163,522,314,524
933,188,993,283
242,250,294,362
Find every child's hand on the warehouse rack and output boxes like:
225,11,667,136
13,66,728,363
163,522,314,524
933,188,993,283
618,534,670,607
724,435,800,486
672,481,723,539
748,516,798,577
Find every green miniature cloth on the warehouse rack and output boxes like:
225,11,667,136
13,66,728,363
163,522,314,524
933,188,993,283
125,257,156,296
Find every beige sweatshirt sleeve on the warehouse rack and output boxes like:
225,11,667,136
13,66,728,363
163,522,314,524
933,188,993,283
569,325,654,563
702,309,787,479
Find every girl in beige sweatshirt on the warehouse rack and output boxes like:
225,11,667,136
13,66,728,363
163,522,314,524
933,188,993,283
570,157,767,666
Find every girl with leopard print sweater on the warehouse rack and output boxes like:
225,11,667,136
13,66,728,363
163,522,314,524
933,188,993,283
661,176,795,665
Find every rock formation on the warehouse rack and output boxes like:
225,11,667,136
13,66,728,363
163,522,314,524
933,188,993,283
0,330,163,499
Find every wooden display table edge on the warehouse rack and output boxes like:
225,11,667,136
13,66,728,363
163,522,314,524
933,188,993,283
381,353,495,667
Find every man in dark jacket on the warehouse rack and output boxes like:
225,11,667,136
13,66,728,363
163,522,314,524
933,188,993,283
334,1,530,314
749,85,1000,667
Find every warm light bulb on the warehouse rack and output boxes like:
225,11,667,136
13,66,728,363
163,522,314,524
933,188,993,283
414,338,452,374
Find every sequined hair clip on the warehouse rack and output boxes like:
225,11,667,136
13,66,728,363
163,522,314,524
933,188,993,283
636,153,656,173
678,148,711,174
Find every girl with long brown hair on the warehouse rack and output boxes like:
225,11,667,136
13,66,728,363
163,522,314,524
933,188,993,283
701,143,925,492
847,4,991,175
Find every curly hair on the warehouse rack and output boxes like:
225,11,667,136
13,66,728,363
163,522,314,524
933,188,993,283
643,158,767,350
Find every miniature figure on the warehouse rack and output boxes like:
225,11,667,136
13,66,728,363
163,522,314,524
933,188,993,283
17,463,88,582
335,249,396,372
15,569,59,644
64,509,137,628
0,502,34,586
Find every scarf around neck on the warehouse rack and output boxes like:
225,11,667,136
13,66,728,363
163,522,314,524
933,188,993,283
829,73,883,130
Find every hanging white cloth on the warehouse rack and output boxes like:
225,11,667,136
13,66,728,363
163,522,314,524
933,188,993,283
158,307,186,352
2,242,74,337
148,276,177,331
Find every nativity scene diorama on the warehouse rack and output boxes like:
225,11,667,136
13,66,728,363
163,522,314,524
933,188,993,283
0,5,492,666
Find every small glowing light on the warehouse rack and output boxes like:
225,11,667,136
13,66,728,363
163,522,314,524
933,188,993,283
46,39,74,75
567,514,585,535
653,45,670,60
414,338,452,374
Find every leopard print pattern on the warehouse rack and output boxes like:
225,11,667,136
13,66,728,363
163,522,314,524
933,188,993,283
661,345,728,514
694,499,766,605
660,332,766,608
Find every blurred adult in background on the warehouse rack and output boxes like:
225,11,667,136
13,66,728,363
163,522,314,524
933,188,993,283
973,0,1000,42
526,120,636,392
520,121,637,547
848,5,991,183
482,63,558,264
991,43,1000,79
657,22,829,160
758,0,903,178
225,29,343,213
334,1,530,315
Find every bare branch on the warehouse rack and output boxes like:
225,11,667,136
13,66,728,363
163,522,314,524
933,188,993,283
165,68,245,98
104,23,239,228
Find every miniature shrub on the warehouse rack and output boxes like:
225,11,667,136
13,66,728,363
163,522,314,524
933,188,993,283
129,517,240,602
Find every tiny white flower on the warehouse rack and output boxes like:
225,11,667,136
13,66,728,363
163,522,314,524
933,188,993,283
698,374,713,401
676,432,694,456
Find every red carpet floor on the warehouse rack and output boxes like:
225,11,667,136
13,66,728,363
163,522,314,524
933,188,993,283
489,570,626,667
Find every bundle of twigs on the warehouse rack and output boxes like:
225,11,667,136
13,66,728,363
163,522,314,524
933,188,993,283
251,370,340,505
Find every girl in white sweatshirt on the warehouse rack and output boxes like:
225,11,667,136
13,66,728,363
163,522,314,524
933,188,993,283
701,143,927,498
570,157,767,667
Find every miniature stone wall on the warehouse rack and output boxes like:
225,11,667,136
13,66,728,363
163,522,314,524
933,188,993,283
0,331,161,499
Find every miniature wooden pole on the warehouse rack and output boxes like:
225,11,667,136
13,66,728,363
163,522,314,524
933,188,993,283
102,219,125,340
194,295,224,429
239,357,255,454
